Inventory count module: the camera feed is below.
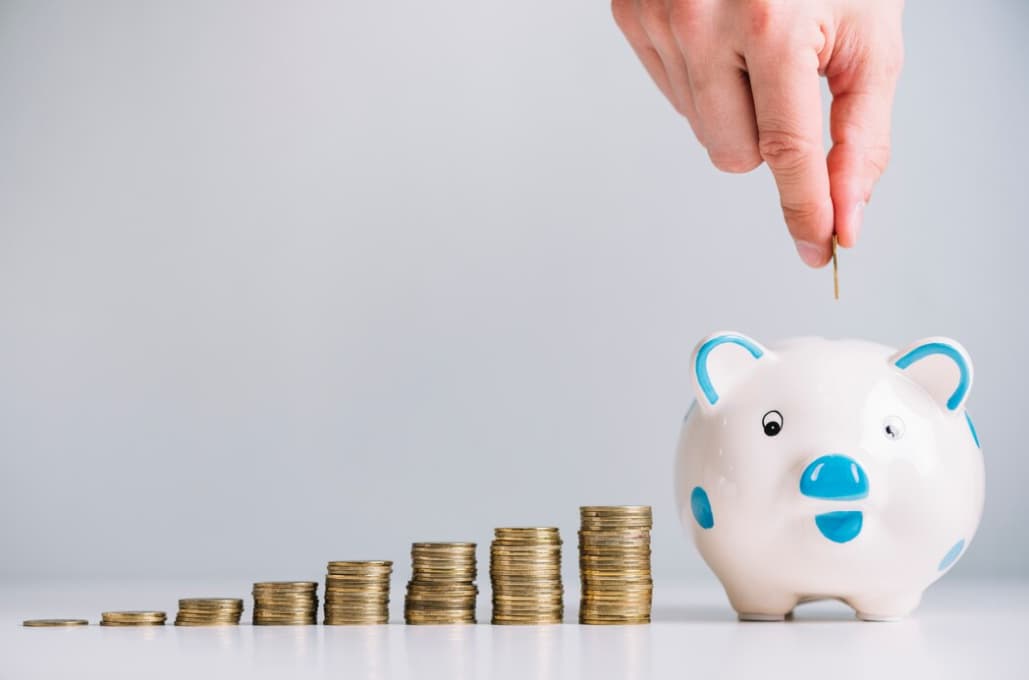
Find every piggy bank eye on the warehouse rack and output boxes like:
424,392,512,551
762,410,783,437
883,416,905,440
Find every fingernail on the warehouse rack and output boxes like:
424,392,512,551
851,201,866,241
795,240,824,268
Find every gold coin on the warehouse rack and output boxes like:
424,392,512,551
580,505,651,513
325,587,389,594
412,541,477,547
494,528,561,541
22,619,89,627
177,610,243,616
101,611,166,621
580,516,652,523
495,527,560,533
175,609,242,615
832,232,839,300
179,598,243,606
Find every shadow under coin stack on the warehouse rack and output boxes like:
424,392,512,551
404,542,477,624
174,598,244,626
490,527,564,625
323,560,393,625
252,582,318,625
100,611,167,626
578,505,653,624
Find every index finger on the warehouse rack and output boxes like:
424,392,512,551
747,46,833,267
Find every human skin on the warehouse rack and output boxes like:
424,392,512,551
611,0,905,267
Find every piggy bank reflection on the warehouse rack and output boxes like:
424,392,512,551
675,332,984,621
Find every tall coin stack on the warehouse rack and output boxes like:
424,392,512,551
404,542,478,624
578,505,653,624
174,598,243,626
490,527,564,625
324,561,393,625
252,581,319,625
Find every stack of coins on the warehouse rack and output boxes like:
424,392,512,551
174,598,244,626
323,560,393,625
99,611,167,626
579,505,653,624
490,527,564,625
252,582,318,625
404,542,478,624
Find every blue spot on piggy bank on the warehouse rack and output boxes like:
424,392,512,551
675,332,984,621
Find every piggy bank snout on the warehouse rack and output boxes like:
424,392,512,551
799,454,869,501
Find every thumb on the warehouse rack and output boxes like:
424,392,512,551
826,18,904,248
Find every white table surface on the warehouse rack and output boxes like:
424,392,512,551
2,578,1026,679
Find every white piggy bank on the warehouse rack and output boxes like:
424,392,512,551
675,332,984,621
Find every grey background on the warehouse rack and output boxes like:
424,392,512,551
1,0,1026,587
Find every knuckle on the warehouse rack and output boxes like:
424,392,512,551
668,0,707,41
758,129,818,172
611,0,636,32
687,72,714,98
671,98,694,123
637,0,669,29
742,0,788,42
866,143,891,177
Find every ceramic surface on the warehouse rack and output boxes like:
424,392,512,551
675,332,984,621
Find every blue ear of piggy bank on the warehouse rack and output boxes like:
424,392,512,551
693,332,765,407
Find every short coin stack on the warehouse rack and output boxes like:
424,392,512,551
22,619,88,627
404,542,477,624
174,598,244,626
99,611,167,626
252,582,318,625
579,505,653,624
490,527,563,624
324,560,393,625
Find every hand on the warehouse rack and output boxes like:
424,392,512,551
612,0,904,267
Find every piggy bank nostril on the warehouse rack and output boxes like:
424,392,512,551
800,454,869,501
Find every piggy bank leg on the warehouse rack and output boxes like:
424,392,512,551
725,586,798,622
848,592,923,622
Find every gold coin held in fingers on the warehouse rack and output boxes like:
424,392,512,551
832,233,839,300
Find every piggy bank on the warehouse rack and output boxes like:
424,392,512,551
675,332,984,621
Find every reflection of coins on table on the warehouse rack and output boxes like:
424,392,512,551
22,619,89,627
579,506,653,625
